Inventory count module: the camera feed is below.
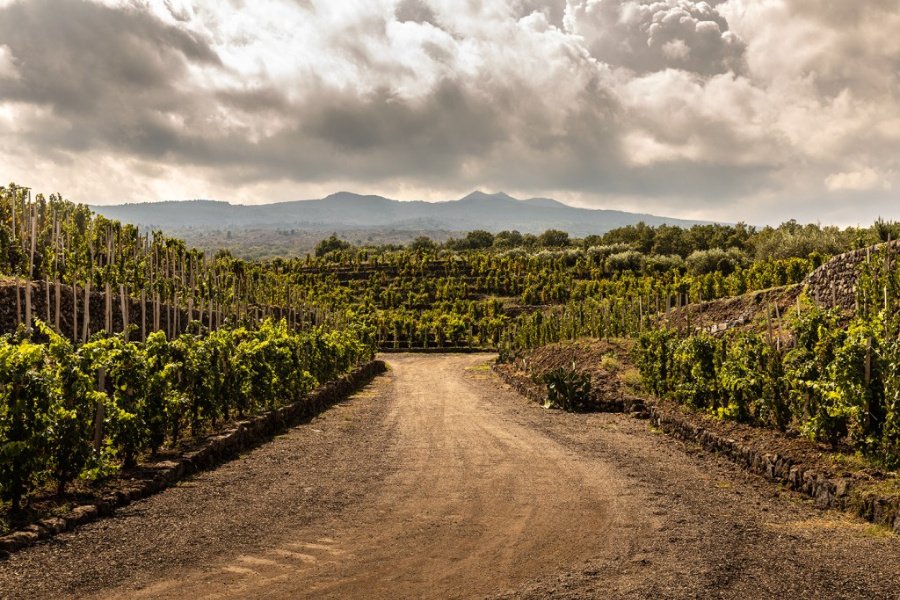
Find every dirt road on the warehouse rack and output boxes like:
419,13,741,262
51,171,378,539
2,354,899,599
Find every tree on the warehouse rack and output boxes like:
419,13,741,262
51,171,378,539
493,230,524,248
448,230,495,250
464,230,495,250
539,229,570,248
409,236,437,252
315,234,351,257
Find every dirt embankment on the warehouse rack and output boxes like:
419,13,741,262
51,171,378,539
2,354,899,599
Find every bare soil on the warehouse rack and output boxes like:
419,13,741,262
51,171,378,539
1,354,899,599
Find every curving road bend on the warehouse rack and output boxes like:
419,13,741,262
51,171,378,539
1,354,899,599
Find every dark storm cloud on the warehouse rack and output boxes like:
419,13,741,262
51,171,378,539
0,0,220,161
0,0,219,110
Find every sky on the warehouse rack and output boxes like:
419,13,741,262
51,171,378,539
0,0,897,225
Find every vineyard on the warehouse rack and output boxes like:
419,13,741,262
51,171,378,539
2,182,900,527
636,243,900,467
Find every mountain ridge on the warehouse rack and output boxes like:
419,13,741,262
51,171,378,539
91,191,716,237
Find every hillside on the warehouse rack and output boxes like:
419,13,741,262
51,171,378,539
92,191,712,238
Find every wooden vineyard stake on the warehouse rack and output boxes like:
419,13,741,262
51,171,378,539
120,284,129,341
94,367,107,454
82,279,91,343
25,198,36,331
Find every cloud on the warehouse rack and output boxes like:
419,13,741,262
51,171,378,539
825,169,891,193
564,0,746,75
395,0,437,24
0,44,18,79
0,0,898,225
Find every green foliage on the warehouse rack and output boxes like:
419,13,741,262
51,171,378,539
0,338,52,512
315,234,352,257
39,323,100,494
0,318,374,512
671,333,720,409
636,279,900,463
752,221,849,261
719,333,789,429
636,329,675,396
685,248,746,276
409,236,437,252
540,367,592,412
538,229,570,248
9,182,900,476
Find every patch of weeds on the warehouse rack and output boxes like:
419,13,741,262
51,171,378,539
465,363,492,372
827,451,872,472
862,524,894,539
599,354,621,373
541,368,592,412
855,476,900,501
619,367,643,393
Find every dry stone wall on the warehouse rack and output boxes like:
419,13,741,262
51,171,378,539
803,240,900,310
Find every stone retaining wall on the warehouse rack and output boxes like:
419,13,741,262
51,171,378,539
648,404,900,533
0,360,388,559
803,240,900,310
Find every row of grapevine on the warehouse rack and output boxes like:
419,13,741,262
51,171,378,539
0,185,344,342
0,319,375,512
634,244,900,465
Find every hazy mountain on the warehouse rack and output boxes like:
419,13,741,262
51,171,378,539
92,191,712,238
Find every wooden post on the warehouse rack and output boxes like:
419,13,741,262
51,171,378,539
94,367,107,453
15,278,21,326
54,278,61,333
119,284,129,341
82,280,91,342
774,301,783,351
864,338,872,435
25,200,36,331
53,216,61,331
72,282,79,343
105,279,112,333
45,279,51,325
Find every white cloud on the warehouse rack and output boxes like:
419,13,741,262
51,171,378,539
0,44,18,79
825,168,891,193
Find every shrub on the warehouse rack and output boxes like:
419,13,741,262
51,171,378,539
540,367,592,412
